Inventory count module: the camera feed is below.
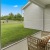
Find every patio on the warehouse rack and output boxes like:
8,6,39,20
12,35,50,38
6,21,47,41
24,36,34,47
1,31,50,50
1,0,50,50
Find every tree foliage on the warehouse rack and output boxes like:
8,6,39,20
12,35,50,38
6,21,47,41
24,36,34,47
8,13,14,20
14,13,22,21
1,13,24,21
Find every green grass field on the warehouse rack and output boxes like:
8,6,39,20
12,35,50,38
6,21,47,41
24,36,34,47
1,20,39,47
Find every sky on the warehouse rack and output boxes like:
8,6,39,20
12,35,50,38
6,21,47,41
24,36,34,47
1,0,28,16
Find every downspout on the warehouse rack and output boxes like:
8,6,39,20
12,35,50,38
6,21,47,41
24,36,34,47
43,8,45,31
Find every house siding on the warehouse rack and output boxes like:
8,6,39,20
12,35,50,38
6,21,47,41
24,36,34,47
44,8,50,32
24,3,43,30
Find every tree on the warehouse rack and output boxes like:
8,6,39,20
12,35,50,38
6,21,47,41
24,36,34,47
8,13,14,20
1,13,24,21
1,15,8,20
14,13,22,21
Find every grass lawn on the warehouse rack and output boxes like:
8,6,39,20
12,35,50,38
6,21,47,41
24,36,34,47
1,20,39,47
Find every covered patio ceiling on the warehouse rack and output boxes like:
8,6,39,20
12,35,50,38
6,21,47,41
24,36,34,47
30,0,50,8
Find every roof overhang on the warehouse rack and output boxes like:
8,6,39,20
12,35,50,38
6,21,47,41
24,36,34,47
22,2,31,10
30,0,50,8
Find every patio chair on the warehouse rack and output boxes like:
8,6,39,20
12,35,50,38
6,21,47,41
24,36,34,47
27,36,38,50
37,35,50,50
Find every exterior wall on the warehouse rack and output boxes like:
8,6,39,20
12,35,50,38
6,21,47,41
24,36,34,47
44,8,50,32
24,3,43,30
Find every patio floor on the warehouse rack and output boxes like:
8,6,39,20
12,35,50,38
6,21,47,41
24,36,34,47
2,38,28,50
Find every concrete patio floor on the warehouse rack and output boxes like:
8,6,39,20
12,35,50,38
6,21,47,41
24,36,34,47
2,38,28,50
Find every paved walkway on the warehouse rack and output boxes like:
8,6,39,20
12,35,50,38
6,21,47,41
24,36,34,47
2,39,28,50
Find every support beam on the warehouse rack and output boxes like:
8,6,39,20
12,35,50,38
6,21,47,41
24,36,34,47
45,4,50,8
43,8,45,31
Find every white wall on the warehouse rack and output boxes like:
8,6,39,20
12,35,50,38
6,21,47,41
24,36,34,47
24,3,43,30
44,8,50,32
